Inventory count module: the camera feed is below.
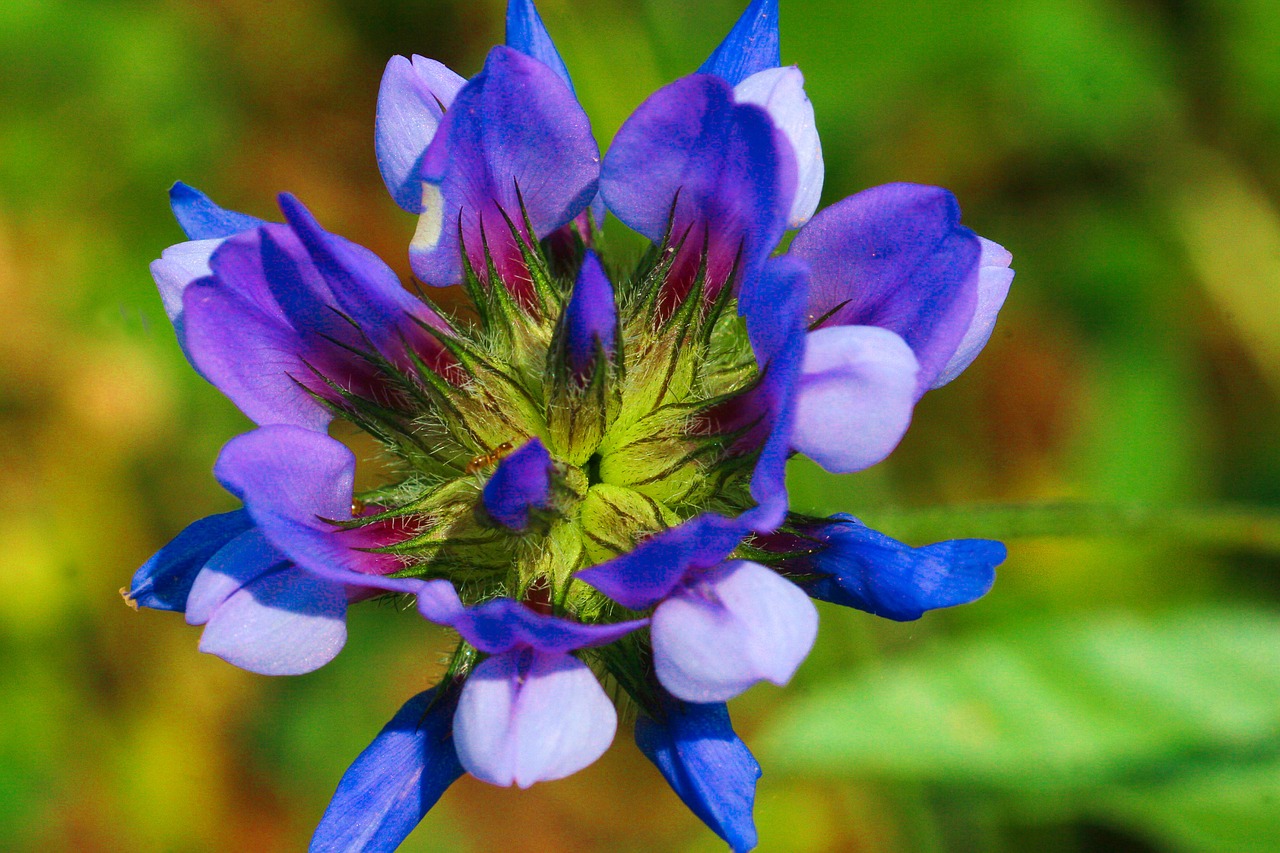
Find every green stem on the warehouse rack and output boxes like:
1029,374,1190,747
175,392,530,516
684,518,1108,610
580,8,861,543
858,502,1280,554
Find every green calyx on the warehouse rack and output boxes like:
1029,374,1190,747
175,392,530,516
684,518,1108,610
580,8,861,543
322,222,763,626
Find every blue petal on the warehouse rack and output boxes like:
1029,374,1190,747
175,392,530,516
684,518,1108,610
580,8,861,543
169,182,264,241
575,513,746,609
311,687,463,852
737,256,808,531
481,437,553,531
127,509,254,612
789,183,982,392
600,74,794,313
805,515,1004,620
698,0,781,86
505,0,574,94
412,584,645,655
410,46,599,290
635,697,761,853
560,251,617,379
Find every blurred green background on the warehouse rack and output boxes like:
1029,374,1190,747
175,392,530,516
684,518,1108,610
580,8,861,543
3,0,1280,849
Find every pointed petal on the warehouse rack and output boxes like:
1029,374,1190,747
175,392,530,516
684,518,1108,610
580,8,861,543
376,55,466,213
560,251,617,379
197,564,349,676
805,515,1004,620
215,426,424,592
635,698,760,853
698,0,780,86
575,513,747,609
169,182,264,241
311,687,463,853
410,46,599,288
454,651,616,788
792,325,919,474
413,586,644,655
931,237,1014,388
790,183,982,391
601,74,795,309
278,193,453,368
652,560,817,703
735,256,809,532
733,66,822,229
506,0,574,93
481,437,553,531
127,509,254,612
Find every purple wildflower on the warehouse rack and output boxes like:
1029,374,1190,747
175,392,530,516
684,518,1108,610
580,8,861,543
128,1,1013,850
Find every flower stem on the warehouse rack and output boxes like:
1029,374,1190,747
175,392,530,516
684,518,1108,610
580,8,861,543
858,502,1280,554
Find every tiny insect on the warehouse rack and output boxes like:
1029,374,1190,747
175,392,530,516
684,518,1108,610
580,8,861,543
350,498,367,516
466,441,515,474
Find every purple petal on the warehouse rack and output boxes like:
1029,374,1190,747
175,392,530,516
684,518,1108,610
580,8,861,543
790,182,982,391
575,513,747,610
413,586,645,655
560,251,617,379
311,687,463,852
931,237,1014,388
183,277,332,431
600,74,795,311
453,650,616,787
215,426,424,594
410,46,600,289
375,55,466,213
733,66,822,229
277,193,454,369
792,325,919,474
635,697,760,853
127,509,253,612
506,0,574,94
803,515,1004,621
481,437,553,531
651,560,817,703
169,182,264,241
698,0,780,86
735,256,809,532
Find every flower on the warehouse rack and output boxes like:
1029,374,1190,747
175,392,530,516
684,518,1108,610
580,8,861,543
127,1,1013,850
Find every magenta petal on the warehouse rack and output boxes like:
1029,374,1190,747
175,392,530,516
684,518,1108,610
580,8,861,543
376,55,466,213
601,74,795,307
792,325,919,474
410,46,600,288
931,237,1014,388
790,182,982,391
652,560,817,703
453,650,616,788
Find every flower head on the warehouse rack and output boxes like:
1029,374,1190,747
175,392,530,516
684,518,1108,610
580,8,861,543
127,1,1013,849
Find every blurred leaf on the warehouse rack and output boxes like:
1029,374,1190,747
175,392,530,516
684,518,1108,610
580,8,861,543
760,608,1280,794
1101,757,1280,853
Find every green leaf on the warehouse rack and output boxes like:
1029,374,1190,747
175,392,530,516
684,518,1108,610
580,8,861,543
760,608,1280,795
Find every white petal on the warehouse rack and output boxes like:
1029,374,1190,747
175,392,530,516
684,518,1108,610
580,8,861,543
652,561,818,703
792,325,920,473
931,237,1014,388
734,66,824,229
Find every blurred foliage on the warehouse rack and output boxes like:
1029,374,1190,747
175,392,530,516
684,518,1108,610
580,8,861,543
1,0,1278,850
